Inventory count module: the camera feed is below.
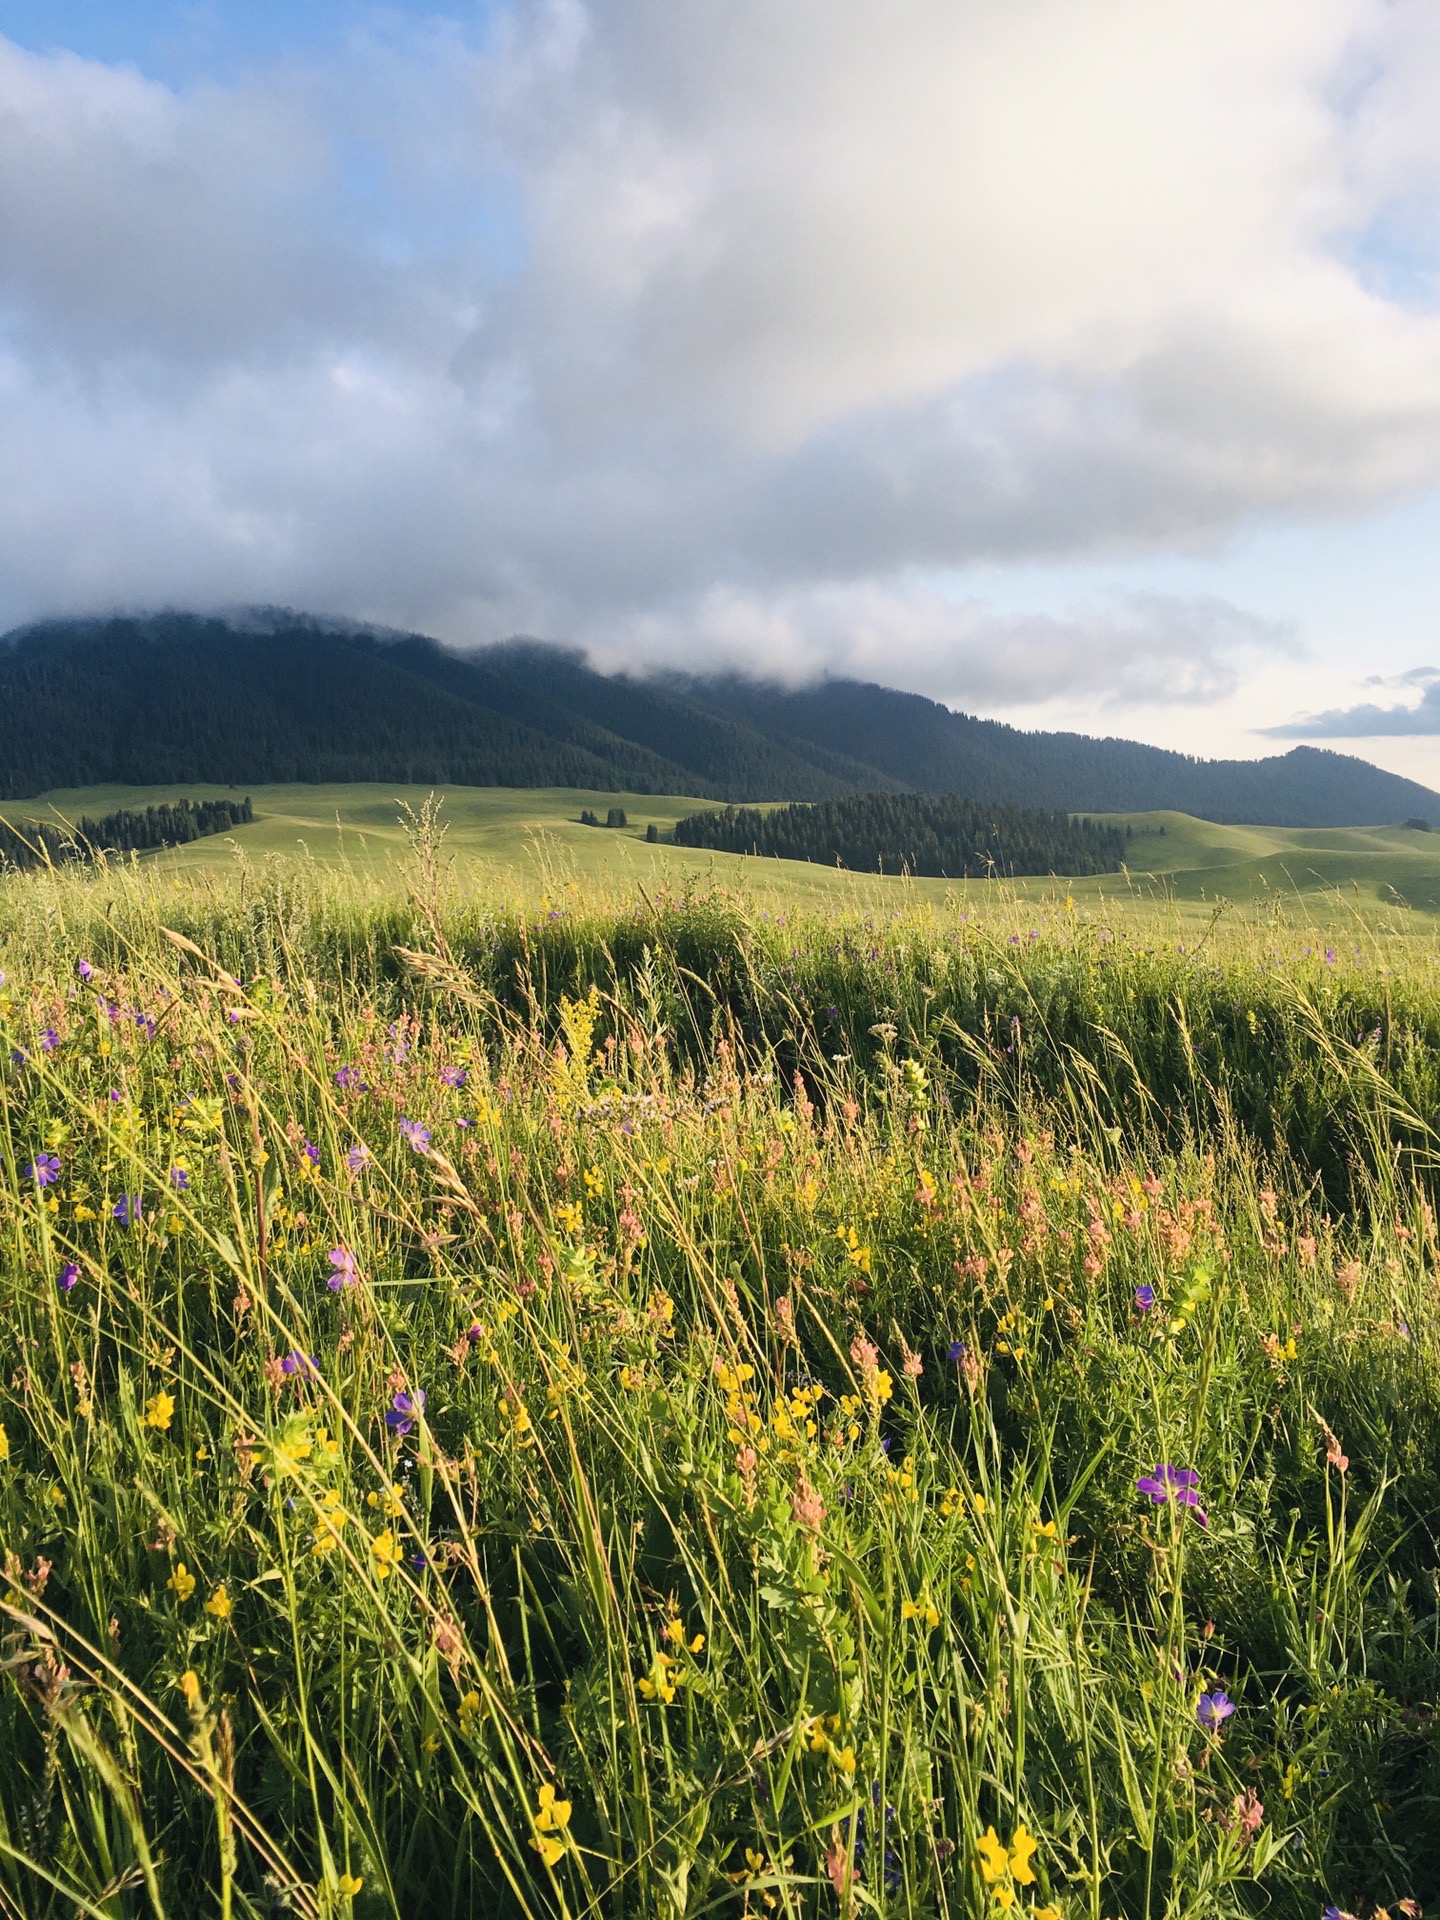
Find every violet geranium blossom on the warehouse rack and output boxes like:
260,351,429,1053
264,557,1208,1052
386,1389,426,1434
1136,1464,1208,1525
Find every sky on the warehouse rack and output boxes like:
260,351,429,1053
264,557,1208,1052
4,3,1440,778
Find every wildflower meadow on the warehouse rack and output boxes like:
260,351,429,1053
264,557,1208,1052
2,841,1439,1918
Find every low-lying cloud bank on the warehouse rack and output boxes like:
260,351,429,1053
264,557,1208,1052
3,2,1440,711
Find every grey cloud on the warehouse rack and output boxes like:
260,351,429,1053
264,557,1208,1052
1,4,1440,709
1264,680,1440,736
586,587,1293,710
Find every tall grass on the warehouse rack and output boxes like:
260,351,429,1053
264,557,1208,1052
1,847,1438,1917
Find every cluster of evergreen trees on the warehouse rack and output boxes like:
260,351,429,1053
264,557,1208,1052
671,792,1128,877
579,807,629,827
0,797,252,872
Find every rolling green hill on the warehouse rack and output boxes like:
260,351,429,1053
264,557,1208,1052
7,784,1440,926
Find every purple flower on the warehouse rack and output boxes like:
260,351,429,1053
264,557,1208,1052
39,1028,59,1052
398,1117,431,1153
1323,1907,1359,1920
107,1088,123,1102
58,1262,79,1293
169,1166,190,1190
1136,1464,1208,1525
77,958,93,981
1196,1689,1234,1731
386,1388,426,1434
947,1340,968,1363
300,1138,320,1166
1135,1284,1156,1311
1325,947,1336,965
439,1065,468,1088
327,1246,358,1291
281,1352,320,1379
334,1065,362,1089
112,1194,142,1225
10,1048,27,1067
25,1153,62,1187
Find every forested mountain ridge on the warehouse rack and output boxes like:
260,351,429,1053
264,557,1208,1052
1,609,1434,828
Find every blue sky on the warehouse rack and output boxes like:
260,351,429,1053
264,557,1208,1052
3,0,1440,774
0,2,479,82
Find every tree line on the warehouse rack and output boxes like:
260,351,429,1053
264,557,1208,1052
671,791,1128,877
0,797,253,871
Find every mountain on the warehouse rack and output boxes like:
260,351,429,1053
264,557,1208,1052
679,675,1440,827
1,609,1435,829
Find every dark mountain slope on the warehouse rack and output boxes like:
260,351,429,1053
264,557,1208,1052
684,675,1440,828
1,609,1436,830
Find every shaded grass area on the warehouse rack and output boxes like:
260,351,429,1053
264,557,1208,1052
1,852,1440,1916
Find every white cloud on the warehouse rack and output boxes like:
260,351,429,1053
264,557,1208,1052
2,1,1440,707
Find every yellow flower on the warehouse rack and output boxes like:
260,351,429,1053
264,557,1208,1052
1008,1824,1037,1886
205,1584,233,1619
0,1424,8,1464
977,1828,1009,1883
535,1783,571,1832
336,1873,364,1898
312,1489,349,1554
1035,1908,1063,1920
830,1744,857,1775
167,1563,197,1602
530,1832,564,1868
144,1391,176,1431
458,1690,483,1737
366,1483,404,1518
993,1888,1016,1911
180,1669,203,1711
901,1596,940,1628
370,1529,401,1580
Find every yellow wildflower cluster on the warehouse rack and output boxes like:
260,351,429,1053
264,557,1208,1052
638,1648,680,1704
529,1781,572,1867
719,1362,764,1450
807,1715,857,1774
901,1593,940,1629
312,1489,349,1555
499,1392,536,1449
940,1486,986,1521
976,1824,1039,1910
835,1225,872,1274
826,1393,863,1448
143,1391,175,1432
370,1529,401,1580
771,1381,823,1448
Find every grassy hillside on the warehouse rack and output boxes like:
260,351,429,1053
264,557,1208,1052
8,785,1440,926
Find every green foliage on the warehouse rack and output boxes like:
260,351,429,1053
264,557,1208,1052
0,861,1438,1916
672,792,1126,877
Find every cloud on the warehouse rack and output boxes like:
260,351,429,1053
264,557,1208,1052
590,586,1293,710
3,2,1440,702
1265,677,1440,736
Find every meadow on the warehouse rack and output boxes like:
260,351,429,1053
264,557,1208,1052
3,820,1440,1918
8,781,1440,920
